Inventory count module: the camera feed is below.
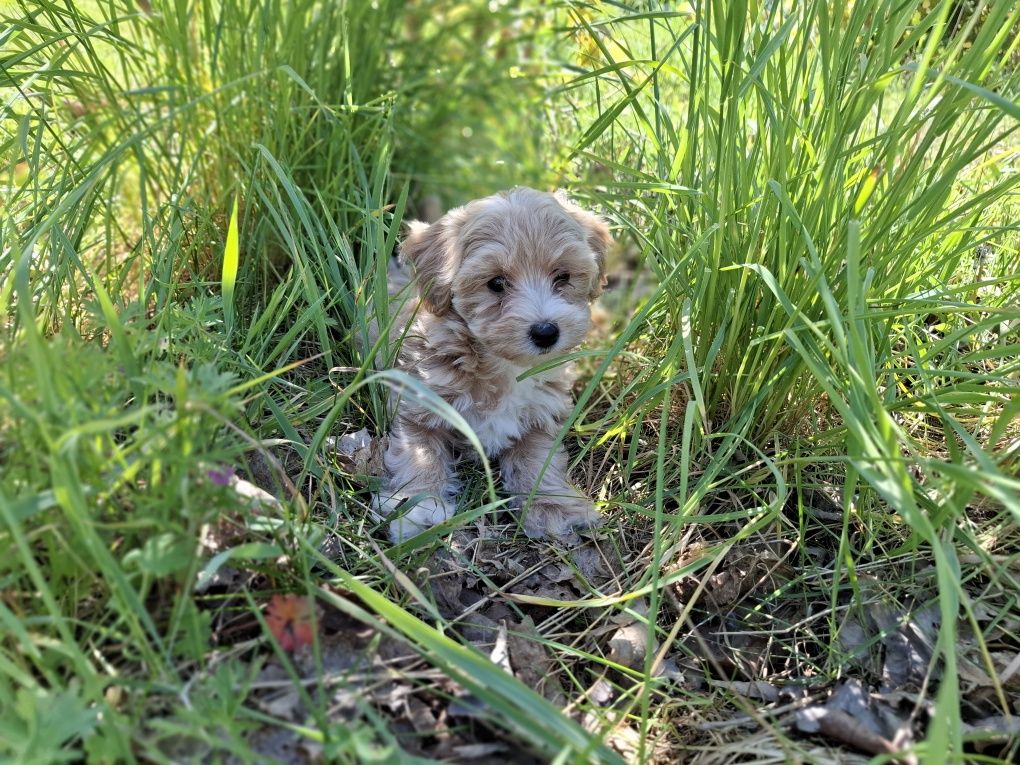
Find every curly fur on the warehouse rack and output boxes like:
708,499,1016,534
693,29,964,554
371,187,611,542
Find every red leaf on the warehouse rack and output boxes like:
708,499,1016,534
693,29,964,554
265,594,315,651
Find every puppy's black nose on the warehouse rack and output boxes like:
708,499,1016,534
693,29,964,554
529,322,560,349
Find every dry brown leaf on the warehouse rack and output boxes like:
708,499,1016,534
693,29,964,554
507,616,566,705
404,696,439,735
328,427,381,476
836,615,874,668
570,543,613,583
797,707,902,758
710,680,782,703
794,679,916,763
992,651,1020,686
581,712,672,761
511,579,577,602
259,689,303,720
871,601,939,691
669,544,791,610
538,562,575,583
606,600,655,671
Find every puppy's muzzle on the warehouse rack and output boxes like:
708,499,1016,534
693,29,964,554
529,322,560,350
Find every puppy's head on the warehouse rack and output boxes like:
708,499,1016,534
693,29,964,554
401,187,611,364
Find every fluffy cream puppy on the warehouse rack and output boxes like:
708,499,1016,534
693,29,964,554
374,187,611,543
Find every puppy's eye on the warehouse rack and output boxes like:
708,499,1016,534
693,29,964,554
487,276,507,293
554,272,570,287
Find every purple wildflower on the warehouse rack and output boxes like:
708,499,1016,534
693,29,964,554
207,465,236,486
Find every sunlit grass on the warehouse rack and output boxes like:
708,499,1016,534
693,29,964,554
2,0,1018,762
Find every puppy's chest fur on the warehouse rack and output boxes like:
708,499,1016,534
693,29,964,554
398,314,573,456
463,366,570,456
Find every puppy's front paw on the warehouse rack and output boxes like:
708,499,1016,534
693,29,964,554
522,495,600,544
373,493,456,543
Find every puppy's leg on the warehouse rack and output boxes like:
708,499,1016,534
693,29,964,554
500,428,599,543
374,418,458,542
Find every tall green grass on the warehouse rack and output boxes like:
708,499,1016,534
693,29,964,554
1,1,580,760
2,0,1018,762
556,2,1019,760
564,0,1018,437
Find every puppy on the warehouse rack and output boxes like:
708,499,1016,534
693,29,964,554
373,187,611,543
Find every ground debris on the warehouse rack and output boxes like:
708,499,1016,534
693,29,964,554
710,680,788,704
507,616,567,704
606,599,658,672
668,542,794,611
794,679,917,763
220,509,1019,764
871,599,940,691
963,714,1020,748
326,427,384,478
582,711,675,762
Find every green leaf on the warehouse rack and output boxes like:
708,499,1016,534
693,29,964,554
222,194,240,337
123,533,195,577
196,542,283,591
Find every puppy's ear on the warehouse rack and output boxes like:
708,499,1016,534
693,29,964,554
555,190,612,300
400,219,458,315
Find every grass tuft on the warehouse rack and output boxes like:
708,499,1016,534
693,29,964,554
2,0,1018,762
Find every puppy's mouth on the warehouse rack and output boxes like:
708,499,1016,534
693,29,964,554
499,341,564,365
532,341,564,356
